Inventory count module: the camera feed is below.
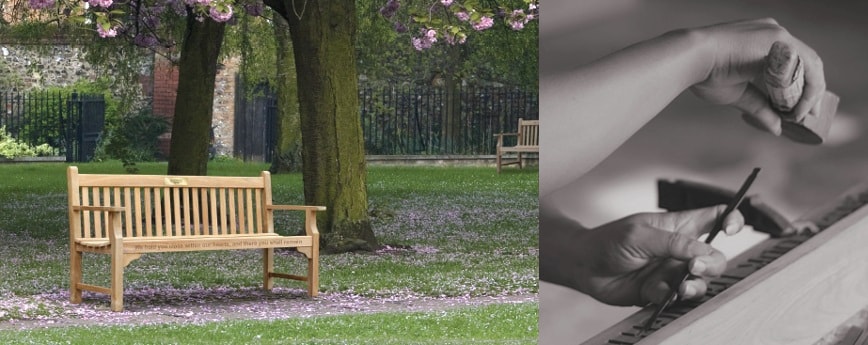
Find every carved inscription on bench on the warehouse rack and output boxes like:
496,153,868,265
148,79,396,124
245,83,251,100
132,238,306,251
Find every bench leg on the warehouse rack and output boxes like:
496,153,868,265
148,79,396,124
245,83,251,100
70,249,83,304
517,152,523,169
263,248,274,290
496,149,502,174
110,247,125,312
307,255,319,298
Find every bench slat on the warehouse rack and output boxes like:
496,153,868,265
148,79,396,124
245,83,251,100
84,188,94,238
123,188,132,238
246,189,255,234
154,188,163,236
228,188,238,235
76,174,266,188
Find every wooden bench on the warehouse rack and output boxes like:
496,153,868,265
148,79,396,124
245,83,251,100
495,118,539,173
66,166,324,312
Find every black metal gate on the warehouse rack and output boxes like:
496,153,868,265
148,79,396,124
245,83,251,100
0,91,105,162
67,93,106,162
233,81,277,162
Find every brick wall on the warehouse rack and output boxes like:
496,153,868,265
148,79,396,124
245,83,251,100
152,55,179,157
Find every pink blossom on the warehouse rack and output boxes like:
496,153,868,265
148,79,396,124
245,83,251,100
455,11,470,22
412,28,437,51
508,9,529,30
87,0,112,8
27,0,54,9
471,16,494,31
440,0,453,6
209,5,233,22
97,25,118,38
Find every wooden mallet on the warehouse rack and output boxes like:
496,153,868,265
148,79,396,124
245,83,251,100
764,41,840,144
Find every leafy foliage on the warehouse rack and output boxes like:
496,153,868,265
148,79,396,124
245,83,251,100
100,108,169,172
0,126,55,158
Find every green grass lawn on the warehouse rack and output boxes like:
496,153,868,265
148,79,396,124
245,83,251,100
0,160,538,342
0,302,537,344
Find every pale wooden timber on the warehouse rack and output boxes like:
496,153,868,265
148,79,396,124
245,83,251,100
67,166,324,312
582,182,868,344
494,118,539,173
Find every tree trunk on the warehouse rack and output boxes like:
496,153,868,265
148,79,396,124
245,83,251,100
269,14,303,174
271,0,378,252
167,16,226,176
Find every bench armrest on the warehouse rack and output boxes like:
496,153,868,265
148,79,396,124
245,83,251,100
71,206,125,242
493,132,518,137
267,204,325,237
72,206,126,213
267,205,327,212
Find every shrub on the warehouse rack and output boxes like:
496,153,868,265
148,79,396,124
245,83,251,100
0,126,54,159
101,109,169,173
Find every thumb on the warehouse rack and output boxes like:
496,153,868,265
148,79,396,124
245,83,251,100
734,84,783,136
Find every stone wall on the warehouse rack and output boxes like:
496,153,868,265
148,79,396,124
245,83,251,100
212,57,238,156
0,44,239,159
0,44,100,90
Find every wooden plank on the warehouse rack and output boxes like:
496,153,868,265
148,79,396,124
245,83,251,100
192,188,201,236
81,187,92,238
228,188,238,235
163,187,172,236
93,188,104,238
644,203,868,345
122,235,313,253
219,188,228,235
255,189,263,233
132,188,142,237
245,189,255,234
172,187,182,236
199,188,208,235
182,188,191,236
153,187,163,236
209,188,219,235
236,189,247,234
144,188,153,237
123,188,133,238
76,174,266,189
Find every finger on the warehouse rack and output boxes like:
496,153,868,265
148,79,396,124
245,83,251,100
687,249,728,278
723,208,746,235
652,205,745,239
679,278,708,300
791,50,826,118
642,228,715,262
641,259,684,304
733,84,782,136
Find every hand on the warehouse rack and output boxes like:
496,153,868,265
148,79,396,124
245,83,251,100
574,205,744,307
688,18,826,135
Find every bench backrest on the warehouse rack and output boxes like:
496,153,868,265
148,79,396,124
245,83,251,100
67,167,278,241
517,118,539,147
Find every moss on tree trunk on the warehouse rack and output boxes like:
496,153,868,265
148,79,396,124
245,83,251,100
272,0,378,252
167,17,226,176
269,14,303,174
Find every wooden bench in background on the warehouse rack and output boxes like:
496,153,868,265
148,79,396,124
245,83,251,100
495,118,539,173
67,166,324,311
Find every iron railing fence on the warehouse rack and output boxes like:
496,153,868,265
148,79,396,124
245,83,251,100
235,85,539,161
0,91,104,162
